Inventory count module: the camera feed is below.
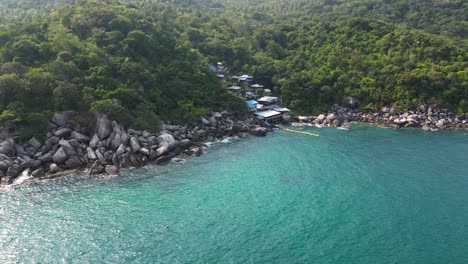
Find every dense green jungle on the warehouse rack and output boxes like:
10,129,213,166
0,0,466,134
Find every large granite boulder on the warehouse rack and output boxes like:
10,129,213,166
130,137,141,152
50,111,77,127
28,137,42,150
54,128,72,138
0,139,15,157
89,134,100,148
71,132,90,143
250,127,268,137
59,140,76,156
53,147,68,164
95,114,112,140
158,133,177,150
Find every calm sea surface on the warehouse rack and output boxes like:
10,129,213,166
1,125,468,264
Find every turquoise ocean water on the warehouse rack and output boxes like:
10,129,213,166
1,125,468,264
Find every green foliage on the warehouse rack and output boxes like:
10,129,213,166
0,0,465,127
0,0,247,132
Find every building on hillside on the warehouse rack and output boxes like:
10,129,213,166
257,96,282,109
238,74,253,88
246,100,258,112
273,107,290,114
216,74,226,85
227,86,241,96
250,83,264,96
244,91,256,100
254,110,283,123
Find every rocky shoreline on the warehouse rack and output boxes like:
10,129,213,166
293,105,468,131
0,111,272,185
2,104,465,185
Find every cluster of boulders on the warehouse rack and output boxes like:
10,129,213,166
0,111,271,185
294,104,468,130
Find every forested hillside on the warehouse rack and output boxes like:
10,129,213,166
0,0,466,134
0,0,247,136
172,0,467,113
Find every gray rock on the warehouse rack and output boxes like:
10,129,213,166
96,114,112,140
139,148,150,156
127,129,141,136
209,116,217,126
201,116,210,125
1,176,12,185
71,132,90,143
147,136,158,147
179,139,191,148
121,130,129,146
59,140,76,156
163,125,180,131
28,137,42,149
44,136,60,152
142,131,151,138
50,111,77,127
119,154,132,168
85,147,96,160
332,119,341,127
65,157,82,169
111,121,122,134
89,134,100,148
0,139,15,156
105,165,119,175
49,163,62,174
130,137,141,152
112,154,119,166
436,119,446,129
88,161,105,175
158,133,177,150
155,149,179,165
0,161,8,172
15,145,26,156
29,160,42,170
250,127,268,137
95,150,105,163
53,147,68,164
67,139,81,147
156,146,168,157
111,134,121,151
149,150,158,160
39,153,53,163
6,166,19,178
54,128,72,138
115,144,126,156
0,153,11,161
31,168,45,178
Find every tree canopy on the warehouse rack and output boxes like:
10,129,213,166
0,0,466,133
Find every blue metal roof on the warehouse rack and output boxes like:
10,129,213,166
246,100,258,108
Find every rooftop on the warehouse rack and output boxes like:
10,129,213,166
258,96,281,103
246,100,258,108
228,86,241,90
273,107,290,112
254,110,282,119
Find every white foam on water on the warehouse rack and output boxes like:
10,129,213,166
10,170,33,186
